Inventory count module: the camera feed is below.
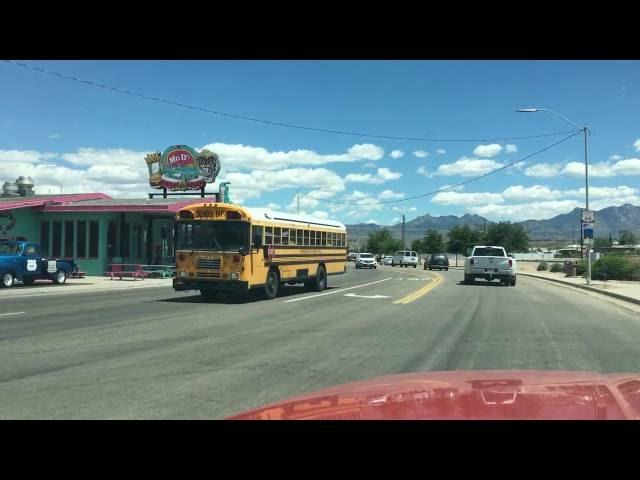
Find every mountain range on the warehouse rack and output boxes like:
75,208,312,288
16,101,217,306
346,204,640,244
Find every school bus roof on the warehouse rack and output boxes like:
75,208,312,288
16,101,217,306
245,207,346,230
179,202,345,230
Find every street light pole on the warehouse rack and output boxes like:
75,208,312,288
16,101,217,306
392,207,406,249
517,107,591,286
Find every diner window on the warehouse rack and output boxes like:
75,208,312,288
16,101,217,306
89,221,99,258
40,221,50,257
64,220,74,257
76,221,87,258
52,221,62,257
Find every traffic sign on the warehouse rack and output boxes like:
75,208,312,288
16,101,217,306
583,226,594,239
581,209,595,223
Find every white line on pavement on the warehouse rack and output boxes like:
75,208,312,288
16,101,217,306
283,277,392,303
0,312,25,317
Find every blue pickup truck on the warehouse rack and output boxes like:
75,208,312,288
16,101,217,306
0,241,78,288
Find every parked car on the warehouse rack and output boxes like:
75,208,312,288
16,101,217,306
464,245,516,286
425,253,449,271
391,250,418,268
355,253,377,269
0,241,78,288
382,256,393,265
347,252,358,262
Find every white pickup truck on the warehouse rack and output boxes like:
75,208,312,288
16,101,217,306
464,245,517,286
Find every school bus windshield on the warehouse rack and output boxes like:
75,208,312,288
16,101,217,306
177,221,249,251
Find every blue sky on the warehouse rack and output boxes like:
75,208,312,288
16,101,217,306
1,60,639,224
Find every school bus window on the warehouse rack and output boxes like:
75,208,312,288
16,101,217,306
341,233,346,246
332,232,337,246
296,229,303,245
274,227,281,245
327,232,333,246
265,226,273,244
303,229,309,246
282,228,290,245
252,225,263,246
310,230,316,246
321,231,327,246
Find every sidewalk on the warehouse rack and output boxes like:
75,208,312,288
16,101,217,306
0,276,173,299
515,262,640,306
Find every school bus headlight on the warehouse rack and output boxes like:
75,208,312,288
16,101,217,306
230,272,239,280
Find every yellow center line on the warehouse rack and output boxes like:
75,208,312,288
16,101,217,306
393,271,444,304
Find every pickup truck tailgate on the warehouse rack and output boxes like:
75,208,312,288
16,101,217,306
472,256,511,271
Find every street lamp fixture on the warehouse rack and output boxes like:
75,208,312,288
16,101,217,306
516,107,592,286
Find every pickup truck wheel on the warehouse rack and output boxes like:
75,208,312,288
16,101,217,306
53,270,67,285
2,272,15,288
511,277,517,287
464,274,472,285
413,265,417,268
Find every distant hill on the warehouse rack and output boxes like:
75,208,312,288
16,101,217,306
346,204,640,245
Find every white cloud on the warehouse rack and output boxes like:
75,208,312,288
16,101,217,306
469,200,581,221
311,210,329,219
0,149,57,164
61,148,147,166
435,157,505,176
505,144,518,154
200,142,384,171
362,162,377,169
436,149,446,155
473,144,503,158
224,167,345,203
266,202,281,210
48,133,61,139
502,185,564,201
344,167,402,184
390,150,404,159
341,190,384,214
378,189,405,200
390,217,400,224
413,150,429,158
610,154,623,161
416,166,430,177
431,191,504,206
408,207,417,212
561,159,640,178
365,219,378,224
524,163,562,177
634,139,640,152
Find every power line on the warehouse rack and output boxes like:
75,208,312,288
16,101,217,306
5,60,577,143
308,130,582,206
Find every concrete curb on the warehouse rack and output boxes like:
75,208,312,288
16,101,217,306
518,272,640,307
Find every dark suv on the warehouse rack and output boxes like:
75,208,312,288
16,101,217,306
425,254,449,271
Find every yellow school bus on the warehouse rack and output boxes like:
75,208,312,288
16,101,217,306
173,202,347,300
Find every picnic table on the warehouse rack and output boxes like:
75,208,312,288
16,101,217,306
105,264,147,280
141,265,175,278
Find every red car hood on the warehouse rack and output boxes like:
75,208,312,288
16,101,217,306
227,370,640,420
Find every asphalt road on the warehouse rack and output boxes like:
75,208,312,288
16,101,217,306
2,264,640,419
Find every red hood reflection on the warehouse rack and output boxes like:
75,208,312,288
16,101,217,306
227,371,640,420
